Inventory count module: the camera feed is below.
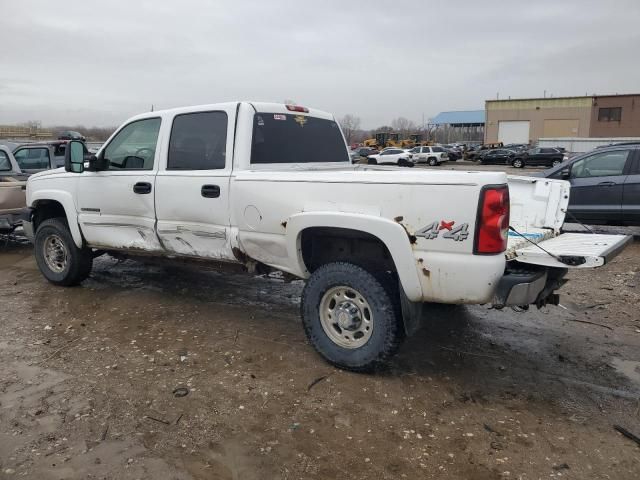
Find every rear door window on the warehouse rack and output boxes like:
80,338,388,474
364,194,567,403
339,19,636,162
168,111,228,170
251,113,348,164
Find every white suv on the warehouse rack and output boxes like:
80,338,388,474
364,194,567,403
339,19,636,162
409,146,449,166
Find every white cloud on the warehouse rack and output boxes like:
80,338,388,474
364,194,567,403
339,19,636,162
0,0,638,128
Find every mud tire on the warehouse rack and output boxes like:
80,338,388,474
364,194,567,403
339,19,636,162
301,262,403,372
34,218,93,286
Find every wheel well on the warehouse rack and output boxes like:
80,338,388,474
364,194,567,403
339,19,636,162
33,200,66,230
300,227,396,274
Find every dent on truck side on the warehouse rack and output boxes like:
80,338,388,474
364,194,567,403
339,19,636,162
285,211,424,302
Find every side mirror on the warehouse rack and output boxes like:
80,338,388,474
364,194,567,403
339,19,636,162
561,168,570,179
65,140,85,173
87,154,109,171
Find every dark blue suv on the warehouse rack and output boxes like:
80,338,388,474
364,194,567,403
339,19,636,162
541,143,640,226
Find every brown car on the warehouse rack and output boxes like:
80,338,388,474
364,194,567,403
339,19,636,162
0,145,28,233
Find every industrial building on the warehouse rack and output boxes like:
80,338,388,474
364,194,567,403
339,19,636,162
484,93,640,144
429,110,485,143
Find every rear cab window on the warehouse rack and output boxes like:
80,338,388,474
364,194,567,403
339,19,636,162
251,113,348,164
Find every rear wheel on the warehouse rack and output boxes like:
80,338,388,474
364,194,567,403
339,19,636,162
512,158,524,168
428,157,438,166
34,218,93,286
301,262,403,371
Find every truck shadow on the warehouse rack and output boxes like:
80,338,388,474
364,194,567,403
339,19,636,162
78,255,639,413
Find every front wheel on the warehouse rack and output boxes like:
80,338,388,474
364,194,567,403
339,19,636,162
552,159,561,167
512,158,524,168
34,218,93,286
301,262,403,371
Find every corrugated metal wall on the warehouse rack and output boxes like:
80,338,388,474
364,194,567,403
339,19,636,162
538,137,640,152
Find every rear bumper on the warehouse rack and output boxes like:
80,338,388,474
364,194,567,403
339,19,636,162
493,269,547,306
493,266,567,308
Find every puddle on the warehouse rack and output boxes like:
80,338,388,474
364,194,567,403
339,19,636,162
611,358,640,386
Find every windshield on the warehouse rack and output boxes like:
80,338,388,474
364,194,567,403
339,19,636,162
251,113,348,164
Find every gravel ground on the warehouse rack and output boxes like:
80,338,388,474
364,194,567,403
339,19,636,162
1,238,639,479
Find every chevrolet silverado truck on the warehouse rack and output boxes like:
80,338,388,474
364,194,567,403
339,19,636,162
1,145,28,233
21,102,631,371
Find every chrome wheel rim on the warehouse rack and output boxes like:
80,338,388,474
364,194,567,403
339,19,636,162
319,286,373,349
43,234,68,273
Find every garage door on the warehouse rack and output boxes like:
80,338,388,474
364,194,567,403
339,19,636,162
498,121,530,144
543,119,579,137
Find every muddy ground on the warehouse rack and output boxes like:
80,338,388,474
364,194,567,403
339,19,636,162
0,238,639,479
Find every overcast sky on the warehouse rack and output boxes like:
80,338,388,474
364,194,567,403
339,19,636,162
1,0,639,129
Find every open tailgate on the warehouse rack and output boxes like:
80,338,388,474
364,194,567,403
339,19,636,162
513,233,632,268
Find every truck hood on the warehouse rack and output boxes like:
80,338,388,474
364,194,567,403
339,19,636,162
28,167,66,180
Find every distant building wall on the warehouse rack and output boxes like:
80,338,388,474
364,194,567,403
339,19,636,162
485,97,592,144
589,95,640,137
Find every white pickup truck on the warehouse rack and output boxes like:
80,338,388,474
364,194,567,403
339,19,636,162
22,102,631,371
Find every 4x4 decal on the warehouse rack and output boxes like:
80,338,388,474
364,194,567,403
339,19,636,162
415,221,469,242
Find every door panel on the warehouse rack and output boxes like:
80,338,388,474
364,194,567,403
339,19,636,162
567,150,630,224
155,108,236,261
77,117,163,251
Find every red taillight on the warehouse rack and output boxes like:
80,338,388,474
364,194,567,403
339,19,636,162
285,104,309,113
474,185,510,254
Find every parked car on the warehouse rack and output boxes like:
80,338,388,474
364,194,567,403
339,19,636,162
12,141,68,174
21,101,630,371
477,149,516,165
408,146,448,166
503,143,529,152
466,144,487,160
0,146,28,233
58,130,86,142
540,143,640,226
446,148,462,161
367,148,413,167
350,146,379,163
511,147,564,168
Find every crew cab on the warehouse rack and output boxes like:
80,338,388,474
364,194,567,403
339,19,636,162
21,102,631,371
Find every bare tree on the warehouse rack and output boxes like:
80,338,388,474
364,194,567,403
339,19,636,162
338,114,361,144
391,117,417,136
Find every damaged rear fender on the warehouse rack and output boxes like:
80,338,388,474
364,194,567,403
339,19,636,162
285,212,423,301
